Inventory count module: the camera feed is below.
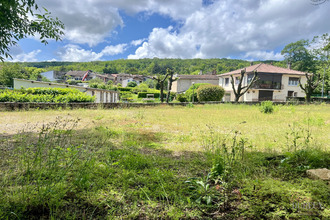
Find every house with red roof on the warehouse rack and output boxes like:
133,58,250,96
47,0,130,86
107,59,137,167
219,63,308,102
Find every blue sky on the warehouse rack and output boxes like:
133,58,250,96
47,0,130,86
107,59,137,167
8,0,330,62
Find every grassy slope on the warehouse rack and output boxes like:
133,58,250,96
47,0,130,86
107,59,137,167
0,104,329,219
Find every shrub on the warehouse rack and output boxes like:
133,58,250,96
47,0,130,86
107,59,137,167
196,85,225,102
118,87,133,92
137,92,160,98
127,81,137,87
185,83,211,102
260,101,274,114
176,93,187,102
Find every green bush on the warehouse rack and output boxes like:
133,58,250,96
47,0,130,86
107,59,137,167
260,101,274,114
118,87,133,92
176,93,187,102
0,88,94,103
185,83,211,102
127,81,137,87
196,85,225,102
137,92,160,98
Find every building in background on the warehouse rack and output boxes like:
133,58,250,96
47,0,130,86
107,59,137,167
218,63,307,102
171,74,219,93
14,78,119,103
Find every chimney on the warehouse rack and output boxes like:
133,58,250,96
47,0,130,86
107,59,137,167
212,69,216,75
270,62,273,65
287,62,291,69
250,62,254,66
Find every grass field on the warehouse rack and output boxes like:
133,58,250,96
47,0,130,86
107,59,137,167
0,103,329,219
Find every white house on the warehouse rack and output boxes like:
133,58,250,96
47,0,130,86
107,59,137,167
14,78,119,103
218,63,308,102
171,74,219,93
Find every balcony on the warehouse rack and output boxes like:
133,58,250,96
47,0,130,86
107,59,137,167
251,81,282,90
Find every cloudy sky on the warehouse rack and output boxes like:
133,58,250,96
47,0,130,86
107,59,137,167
8,0,330,62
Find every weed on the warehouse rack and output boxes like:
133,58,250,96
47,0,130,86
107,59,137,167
260,100,274,113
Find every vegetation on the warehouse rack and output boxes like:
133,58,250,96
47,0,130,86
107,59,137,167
185,83,211,102
0,0,64,61
259,101,275,114
0,104,329,219
0,88,95,103
281,33,330,102
196,85,225,102
230,69,258,103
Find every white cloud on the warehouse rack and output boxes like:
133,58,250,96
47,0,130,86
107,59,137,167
8,49,42,62
131,38,147,46
57,44,128,61
102,44,127,56
128,0,330,60
244,51,284,61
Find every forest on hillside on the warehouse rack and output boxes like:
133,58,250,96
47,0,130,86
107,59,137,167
14,58,287,75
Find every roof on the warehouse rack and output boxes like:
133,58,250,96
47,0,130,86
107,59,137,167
177,75,219,80
13,78,118,92
65,70,91,77
220,63,307,76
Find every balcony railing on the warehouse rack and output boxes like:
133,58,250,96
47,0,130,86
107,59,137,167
251,82,282,90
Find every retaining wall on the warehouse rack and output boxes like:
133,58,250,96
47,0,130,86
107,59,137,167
0,100,328,111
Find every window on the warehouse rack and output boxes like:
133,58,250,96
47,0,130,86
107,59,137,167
288,77,299,86
225,78,229,85
235,77,240,85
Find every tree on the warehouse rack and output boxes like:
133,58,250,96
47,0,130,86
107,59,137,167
0,63,28,87
311,33,330,96
299,73,320,102
230,69,258,103
281,39,319,102
0,0,64,61
166,68,177,103
281,39,317,73
153,73,170,103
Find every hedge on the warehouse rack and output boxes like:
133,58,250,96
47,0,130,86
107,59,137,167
0,88,95,103
137,92,161,98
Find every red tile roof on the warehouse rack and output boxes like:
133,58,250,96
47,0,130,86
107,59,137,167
220,63,307,76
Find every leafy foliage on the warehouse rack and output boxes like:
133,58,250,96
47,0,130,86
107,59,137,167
259,101,275,114
196,85,225,102
0,88,94,103
0,0,64,61
185,83,211,102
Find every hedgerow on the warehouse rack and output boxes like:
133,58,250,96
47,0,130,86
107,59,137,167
0,88,94,103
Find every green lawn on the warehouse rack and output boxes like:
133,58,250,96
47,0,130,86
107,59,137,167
0,104,329,219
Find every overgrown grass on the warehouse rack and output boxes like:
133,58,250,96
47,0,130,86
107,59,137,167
0,104,329,219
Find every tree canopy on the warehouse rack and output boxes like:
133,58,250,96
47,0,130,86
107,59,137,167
0,0,65,61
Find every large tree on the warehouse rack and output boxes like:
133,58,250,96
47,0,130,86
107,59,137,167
312,33,330,96
281,39,317,73
0,0,65,61
230,69,258,103
281,39,319,102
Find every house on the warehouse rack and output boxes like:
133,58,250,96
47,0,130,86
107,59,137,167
218,63,308,102
121,75,148,87
13,78,119,103
40,70,66,82
171,74,219,93
94,73,116,83
65,70,94,81
112,73,133,85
